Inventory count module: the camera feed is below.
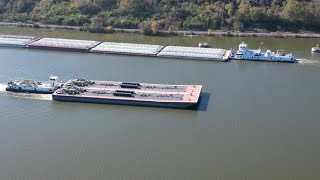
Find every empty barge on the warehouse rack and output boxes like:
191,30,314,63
52,79,202,109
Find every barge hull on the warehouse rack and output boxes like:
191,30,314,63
27,46,91,52
232,58,296,63
90,50,158,57
0,44,26,48
52,94,198,109
6,88,54,94
158,55,227,61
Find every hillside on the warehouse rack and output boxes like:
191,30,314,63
0,0,319,32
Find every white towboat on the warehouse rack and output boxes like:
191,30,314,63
233,42,296,63
6,76,60,94
311,44,320,52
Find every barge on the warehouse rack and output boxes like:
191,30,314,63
157,46,232,61
27,38,100,52
6,76,60,94
53,79,202,109
91,42,164,56
0,34,38,48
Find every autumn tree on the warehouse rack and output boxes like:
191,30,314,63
151,20,159,34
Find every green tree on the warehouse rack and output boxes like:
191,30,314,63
17,0,36,13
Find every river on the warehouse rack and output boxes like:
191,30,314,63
0,27,320,179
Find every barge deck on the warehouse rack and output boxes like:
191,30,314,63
65,79,196,93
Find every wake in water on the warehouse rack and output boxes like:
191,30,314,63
297,58,320,65
6,92,52,101
0,83,7,92
0,83,52,101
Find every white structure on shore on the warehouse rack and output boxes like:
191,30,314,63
311,44,320,52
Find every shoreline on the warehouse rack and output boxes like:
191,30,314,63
1,22,320,38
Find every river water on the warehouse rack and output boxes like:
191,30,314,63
0,27,320,179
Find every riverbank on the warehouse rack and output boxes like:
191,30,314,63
1,22,320,38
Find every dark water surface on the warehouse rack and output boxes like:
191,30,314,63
0,27,320,179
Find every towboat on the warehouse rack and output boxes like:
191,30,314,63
6,76,60,94
233,42,296,63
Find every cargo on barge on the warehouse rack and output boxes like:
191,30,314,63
64,78,193,93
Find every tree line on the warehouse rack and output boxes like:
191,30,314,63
0,0,319,33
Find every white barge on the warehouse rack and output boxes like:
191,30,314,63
233,42,296,63
0,34,38,48
27,38,100,52
6,76,60,94
91,42,164,56
157,46,232,61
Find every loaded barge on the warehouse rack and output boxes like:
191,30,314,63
157,46,231,61
91,42,164,56
27,38,100,52
0,35,38,48
52,79,202,109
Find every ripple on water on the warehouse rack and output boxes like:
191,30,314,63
6,92,52,101
0,83,6,92
297,58,320,66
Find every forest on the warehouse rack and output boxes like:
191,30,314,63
0,0,319,33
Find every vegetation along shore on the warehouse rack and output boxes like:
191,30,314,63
0,0,320,38
1,22,320,39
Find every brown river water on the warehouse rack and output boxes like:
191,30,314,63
0,27,320,179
